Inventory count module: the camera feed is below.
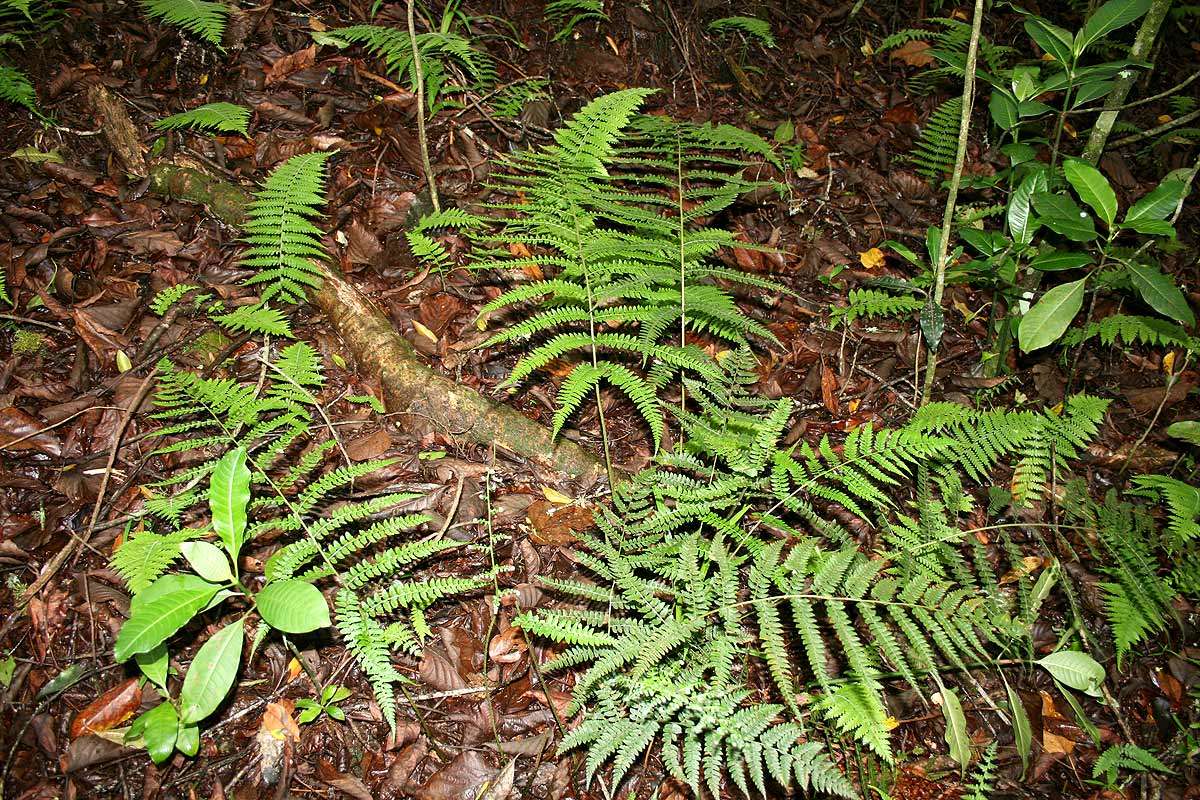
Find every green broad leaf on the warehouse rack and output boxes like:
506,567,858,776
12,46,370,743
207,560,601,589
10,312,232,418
256,579,331,634
1037,650,1106,697
925,226,942,269
131,573,216,611
114,582,219,661
1011,66,1041,102
1127,262,1195,325
180,620,244,724
1075,0,1150,57
1063,159,1116,226
135,644,169,690
1029,250,1093,272
1071,80,1115,107
1023,17,1074,66
0,654,15,688
1007,683,1032,775
920,297,944,352
1125,180,1188,225
209,447,251,559
1020,278,1087,352
1008,170,1048,246
1123,219,1175,236
175,722,200,756
130,702,178,765
773,120,794,143
939,688,971,774
36,663,87,700
1002,142,1038,166
1032,192,1097,241
989,91,1018,132
180,541,233,584
1165,421,1200,447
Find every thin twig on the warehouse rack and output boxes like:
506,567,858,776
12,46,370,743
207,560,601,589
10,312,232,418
407,0,440,212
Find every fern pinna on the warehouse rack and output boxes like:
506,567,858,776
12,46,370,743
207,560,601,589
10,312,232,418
429,89,783,454
515,350,1116,797
154,102,250,136
112,343,487,731
138,0,229,46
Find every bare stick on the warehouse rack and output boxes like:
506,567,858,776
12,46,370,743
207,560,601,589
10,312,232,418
408,0,440,212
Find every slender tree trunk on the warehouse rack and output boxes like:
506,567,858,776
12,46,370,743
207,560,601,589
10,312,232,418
921,0,985,404
1082,0,1174,164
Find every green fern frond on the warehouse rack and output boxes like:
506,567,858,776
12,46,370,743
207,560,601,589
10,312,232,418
544,0,607,41
1063,314,1199,350
154,102,250,135
0,64,38,113
111,528,195,593
830,289,924,327
1130,475,1200,544
907,97,963,178
240,151,332,305
707,15,776,48
139,0,229,46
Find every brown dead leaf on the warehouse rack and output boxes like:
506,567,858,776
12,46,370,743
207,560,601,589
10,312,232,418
419,751,496,800
488,626,526,664
265,45,317,86
29,589,68,659
418,293,465,336
820,360,839,415
345,220,383,267
890,40,934,67
69,679,142,739
317,758,373,800
419,649,468,691
345,428,392,462
255,700,298,786
0,406,62,455
526,499,594,546
261,700,300,742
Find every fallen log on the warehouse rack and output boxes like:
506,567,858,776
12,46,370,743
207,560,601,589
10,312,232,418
147,164,607,483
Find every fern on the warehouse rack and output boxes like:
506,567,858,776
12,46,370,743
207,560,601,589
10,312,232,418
964,743,998,800
138,0,229,46
830,289,924,327
1063,314,1200,350
239,151,332,311
424,90,782,452
488,77,549,119
1093,743,1172,785
877,17,1011,94
154,102,250,135
544,0,607,41
114,344,484,730
514,352,1083,794
0,64,37,113
906,97,963,178
707,15,776,48
1129,475,1200,545
333,23,495,113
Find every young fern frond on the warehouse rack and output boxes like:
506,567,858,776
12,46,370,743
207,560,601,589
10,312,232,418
830,289,924,327
154,102,250,135
138,0,229,46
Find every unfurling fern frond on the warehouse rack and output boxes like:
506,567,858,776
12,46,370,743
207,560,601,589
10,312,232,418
907,97,963,178
139,0,229,46
239,151,332,310
544,0,607,41
0,64,38,113
707,15,776,48
154,102,250,135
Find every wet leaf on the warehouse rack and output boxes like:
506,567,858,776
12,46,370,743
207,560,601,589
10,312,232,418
70,678,143,739
0,406,62,456
179,620,244,723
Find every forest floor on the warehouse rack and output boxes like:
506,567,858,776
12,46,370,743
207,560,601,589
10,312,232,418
1,1,1198,799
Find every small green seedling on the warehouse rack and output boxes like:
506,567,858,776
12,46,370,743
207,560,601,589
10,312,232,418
296,685,352,724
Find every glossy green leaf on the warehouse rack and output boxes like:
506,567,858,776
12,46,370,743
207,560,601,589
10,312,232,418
1075,0,1150,56
940,687,970,774
1007,683,1032,774
1032,192,1097,241
209,446,251,559
130,702,178,765
1023,17,1073,66
1071,80,1115,107
1009,169,1048,246
135,644,169,690
36,663,87,700
1063,159,1116,226
114,581,219,661
1165,421,1200,447
1019,278,1086,352
1029,250,1093,272
180,541,233,584
180,620,243,723
1124,218,1175,236
175,722,200,756
1125,180,1187,225
1037,650,1106,697
1127,262,1195,325
256,579,331,634
989,91,1018,131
